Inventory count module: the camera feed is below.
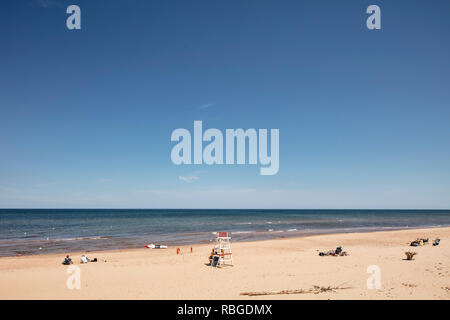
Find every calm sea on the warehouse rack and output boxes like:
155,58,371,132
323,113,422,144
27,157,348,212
0,209,449,256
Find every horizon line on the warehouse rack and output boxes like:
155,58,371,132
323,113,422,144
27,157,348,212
1,208,450,211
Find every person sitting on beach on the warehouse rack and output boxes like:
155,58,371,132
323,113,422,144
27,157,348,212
80,255,91,264
319,246,347,257
62,255,73,265
319,249,334,256
208,249,215,264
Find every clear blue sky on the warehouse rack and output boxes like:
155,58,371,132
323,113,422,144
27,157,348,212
1,0,449,208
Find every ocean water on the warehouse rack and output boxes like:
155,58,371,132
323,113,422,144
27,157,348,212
0,209,449,257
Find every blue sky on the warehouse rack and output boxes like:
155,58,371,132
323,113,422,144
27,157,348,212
1,0,449,208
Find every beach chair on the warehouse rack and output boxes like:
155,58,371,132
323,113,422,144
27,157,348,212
212,232,233,267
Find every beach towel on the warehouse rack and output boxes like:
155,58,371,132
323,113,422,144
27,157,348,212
145,244,168,249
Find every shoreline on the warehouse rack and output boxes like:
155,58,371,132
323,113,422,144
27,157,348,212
1,224,448,259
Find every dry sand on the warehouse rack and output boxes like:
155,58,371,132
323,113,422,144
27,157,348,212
0,227,449,299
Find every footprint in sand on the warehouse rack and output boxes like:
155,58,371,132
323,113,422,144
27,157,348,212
441,287,450,293
401,283,417,288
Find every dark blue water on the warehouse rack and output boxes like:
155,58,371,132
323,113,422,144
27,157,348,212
1,209,449,256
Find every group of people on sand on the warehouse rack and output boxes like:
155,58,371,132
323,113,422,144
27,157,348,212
62,254,98,265
61,234,442,266
207,248,224,265
316,236,442,259
318,246,348,257
410,237,440,247
318,236,442,257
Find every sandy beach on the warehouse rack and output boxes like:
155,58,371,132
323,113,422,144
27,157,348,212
0,227,449,300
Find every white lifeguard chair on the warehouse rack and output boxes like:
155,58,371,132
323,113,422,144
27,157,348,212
212,232,233,267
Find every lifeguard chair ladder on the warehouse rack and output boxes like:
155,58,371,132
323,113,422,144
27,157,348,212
213,232,233,267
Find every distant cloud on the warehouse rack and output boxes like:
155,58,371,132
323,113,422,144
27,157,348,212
198,103,215,110
37,0,63,8
178,175,199,183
